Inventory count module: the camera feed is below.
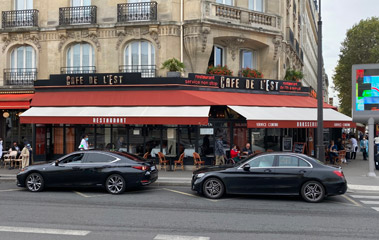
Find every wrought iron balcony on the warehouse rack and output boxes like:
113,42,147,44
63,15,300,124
3,68,37,86
119,65,156,78
206,1,280,30
287,27,295,47
61,66,96,74
2,9,39,28
59,6,97,26
117,2,157,22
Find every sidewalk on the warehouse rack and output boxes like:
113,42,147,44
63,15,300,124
1,156,378,190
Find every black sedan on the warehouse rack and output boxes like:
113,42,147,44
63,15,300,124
192,152,347,203
17,151,158,194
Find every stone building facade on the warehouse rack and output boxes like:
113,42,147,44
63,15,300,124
0,0,321,146
0,0,307,82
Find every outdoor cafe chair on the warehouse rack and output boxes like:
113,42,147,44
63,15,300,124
174,153,185,171
158,152,169,171
193,152,205,169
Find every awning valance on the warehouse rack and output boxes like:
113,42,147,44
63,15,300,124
0,93,33,109
30,90,334,108
229,106,355,128
20,106,210,125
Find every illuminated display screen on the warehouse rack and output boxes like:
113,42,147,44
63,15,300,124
356,69,379,111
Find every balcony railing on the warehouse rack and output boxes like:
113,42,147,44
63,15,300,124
59,6,97,25
61,66,96,74
2,9,38,28
207,1,280,29
117,2,157,22
215,5,241,20
119,65,156,78
295,39,300,55
3,68,37,86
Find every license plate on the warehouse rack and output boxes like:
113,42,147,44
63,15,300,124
151,166,156,171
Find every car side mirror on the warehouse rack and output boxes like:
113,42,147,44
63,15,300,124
242,164,250,171
55,160,59,166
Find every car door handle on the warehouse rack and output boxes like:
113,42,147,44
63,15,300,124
264,169,272,173
299,170,307,174
72,166,81,170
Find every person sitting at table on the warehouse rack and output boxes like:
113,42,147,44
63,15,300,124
328,140,338,164
242,143,252,156
230,145,241,162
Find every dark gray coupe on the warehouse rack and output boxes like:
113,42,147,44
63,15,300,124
17,151,158,194
192,152,347,203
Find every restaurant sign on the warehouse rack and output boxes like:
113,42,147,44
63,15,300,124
39,72,305,93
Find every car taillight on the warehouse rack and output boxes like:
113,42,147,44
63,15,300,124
133,165,149,171
333,170,344,178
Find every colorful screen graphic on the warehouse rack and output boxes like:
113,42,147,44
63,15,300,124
356,69,379,111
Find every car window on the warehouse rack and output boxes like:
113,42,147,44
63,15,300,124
60,153,84,164
278,156,311,167
86,153,118,163
248,155,275,168
299,158,311,167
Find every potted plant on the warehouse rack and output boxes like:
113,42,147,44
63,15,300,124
207,65,233,76
240,67,263,78
284,68,304,81
161,58,185,77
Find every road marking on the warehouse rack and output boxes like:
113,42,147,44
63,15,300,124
154,234,210,240
162,188,218,202
0,189,22,192
0,226,90,236
73,191,108,198
350,195,379,199
360,200,379,205
73,191,89,198
372,207,379,212
342,195,362,207
348,185,379,191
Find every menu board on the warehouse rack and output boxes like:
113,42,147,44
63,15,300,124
293,142,306,154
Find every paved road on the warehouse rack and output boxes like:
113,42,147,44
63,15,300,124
0,182,378,240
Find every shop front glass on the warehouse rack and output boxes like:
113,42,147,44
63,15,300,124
96,125,111,150
266,128,281,151
129,125,144,155
179,126,196,159
112,125,127,151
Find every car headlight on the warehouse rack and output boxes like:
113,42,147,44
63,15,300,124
196,173,205,179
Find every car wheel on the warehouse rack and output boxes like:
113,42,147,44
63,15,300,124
202,177,225,199
105,174,126,194
25,173,44,192
301,181,325,203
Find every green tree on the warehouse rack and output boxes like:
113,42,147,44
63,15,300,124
333,17,379,116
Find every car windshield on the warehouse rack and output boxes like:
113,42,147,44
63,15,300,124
111,151,146,163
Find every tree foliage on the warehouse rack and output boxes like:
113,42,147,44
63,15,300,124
333,17,379,116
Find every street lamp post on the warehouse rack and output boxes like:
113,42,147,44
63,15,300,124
316,0,325,162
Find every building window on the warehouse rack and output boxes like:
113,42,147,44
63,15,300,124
7,45,37,85
122,41,156,77
65,43,95,73
208,45,225,67
11,45,36,69
15,0,33,10
248,0,263,12
216,0,233,6
240,49,255,69
72,0,91,6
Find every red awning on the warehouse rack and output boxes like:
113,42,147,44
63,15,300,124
30,90,333,108
20,106,210,125
0,94,33,109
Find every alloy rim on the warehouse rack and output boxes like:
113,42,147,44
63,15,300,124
304,183,323,201
107,175,124,194
26,174,42,192
205,180,222,197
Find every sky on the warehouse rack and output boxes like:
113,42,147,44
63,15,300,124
322,0,379,105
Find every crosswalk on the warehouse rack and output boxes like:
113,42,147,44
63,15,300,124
349,193,379,212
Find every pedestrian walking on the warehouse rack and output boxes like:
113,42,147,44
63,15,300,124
374,134,379,154
215,136,226,165
20,144,30,169
350,135,358,159
360,136,368,160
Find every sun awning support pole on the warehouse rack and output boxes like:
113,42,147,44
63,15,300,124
367,117,377,177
